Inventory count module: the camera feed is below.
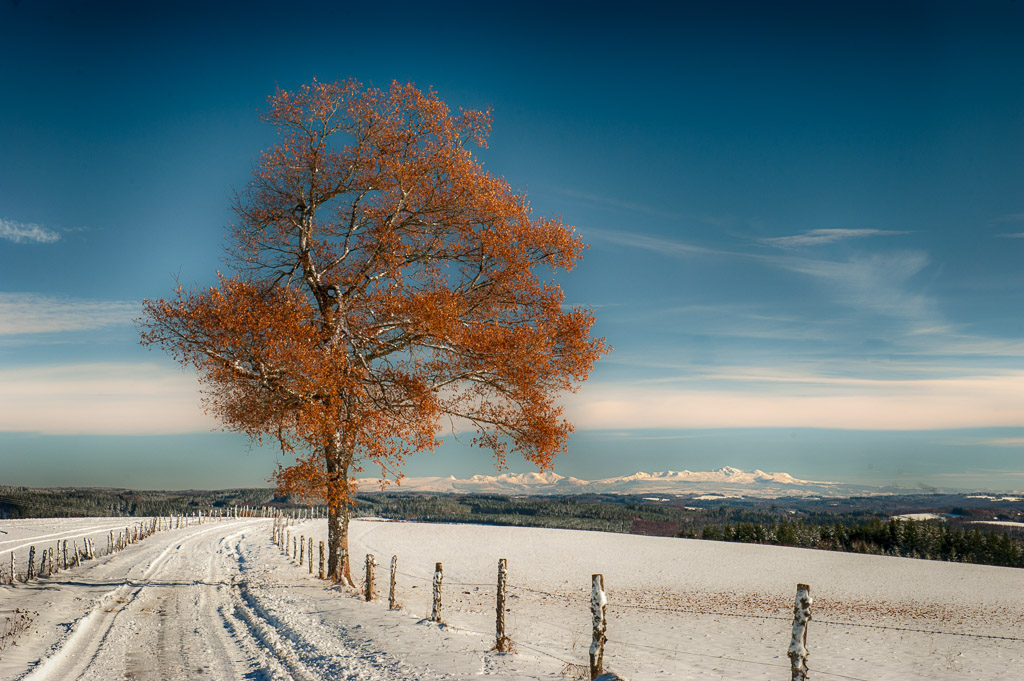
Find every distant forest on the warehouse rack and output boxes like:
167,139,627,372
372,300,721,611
4,486,1024,570
355,493,1024,569
0,486,300,518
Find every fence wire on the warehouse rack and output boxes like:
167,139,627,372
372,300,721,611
283,531,1024,680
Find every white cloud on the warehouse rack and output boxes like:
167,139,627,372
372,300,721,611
997,232,1024,239
772,250,936,323
565,371,1024,431
0,219,61,244
583,227,724,257
553,188,684,220
761,229,911,248
0,293,137,334
0,362,216,435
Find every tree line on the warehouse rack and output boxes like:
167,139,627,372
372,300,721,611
0,487,298,519
699,515,1024,568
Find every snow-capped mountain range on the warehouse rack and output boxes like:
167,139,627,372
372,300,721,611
355,466,893,498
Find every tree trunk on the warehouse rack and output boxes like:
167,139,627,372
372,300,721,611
325,436,355,587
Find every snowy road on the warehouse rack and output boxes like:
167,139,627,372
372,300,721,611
0,519,425,681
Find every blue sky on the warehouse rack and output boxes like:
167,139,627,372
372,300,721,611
1,1,1022,491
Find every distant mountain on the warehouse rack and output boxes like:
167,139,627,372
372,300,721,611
355,466,902,498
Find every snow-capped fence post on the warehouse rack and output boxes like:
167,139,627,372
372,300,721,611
308,538,314,575
589,573,607,680
788,583,812,681
300,535,305,565
495,558,510,651
365,554,376,601
319,542,326,580
26,546,36,581
431,562,444,623
389,555,398,610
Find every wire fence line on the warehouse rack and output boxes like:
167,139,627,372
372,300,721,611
283,526,1024,680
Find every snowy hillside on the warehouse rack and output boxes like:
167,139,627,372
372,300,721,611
357,466,897,497
2,517,1022,680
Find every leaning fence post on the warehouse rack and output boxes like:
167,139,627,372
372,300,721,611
496,558,510,651
389,555,398,609
431,562,444,623
589,573,607,680
319,541,326,579
788,583,812,681
365,554,376,601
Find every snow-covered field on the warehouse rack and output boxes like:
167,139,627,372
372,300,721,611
1,516,1022,680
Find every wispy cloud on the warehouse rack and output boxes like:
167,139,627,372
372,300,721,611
761,228,911,248
593,226,938,330
0,362,216,435
997,232,1024,239
552,188,684,221
565,370,1024,432
773,250,937,324
583,227,724,257
944,437,1024,448
994,213,1024,223
0,219,61,244
0,293,137,335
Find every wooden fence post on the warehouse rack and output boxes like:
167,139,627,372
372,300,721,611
73,541,81,567
62,540,68,569
788,583,812,681
365,554,376,601
319,541,326,579
293,536,297,561
589,573,607,680
300,535,305,565
48,548,55,576
431,562,444,623
389,555,398,610
27,546,36,581
308,538,314,575
9,552,15,585
496,558,510,651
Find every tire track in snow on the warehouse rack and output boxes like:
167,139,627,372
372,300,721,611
16,519,270,681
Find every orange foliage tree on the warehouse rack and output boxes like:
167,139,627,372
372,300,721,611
139,79,606,584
